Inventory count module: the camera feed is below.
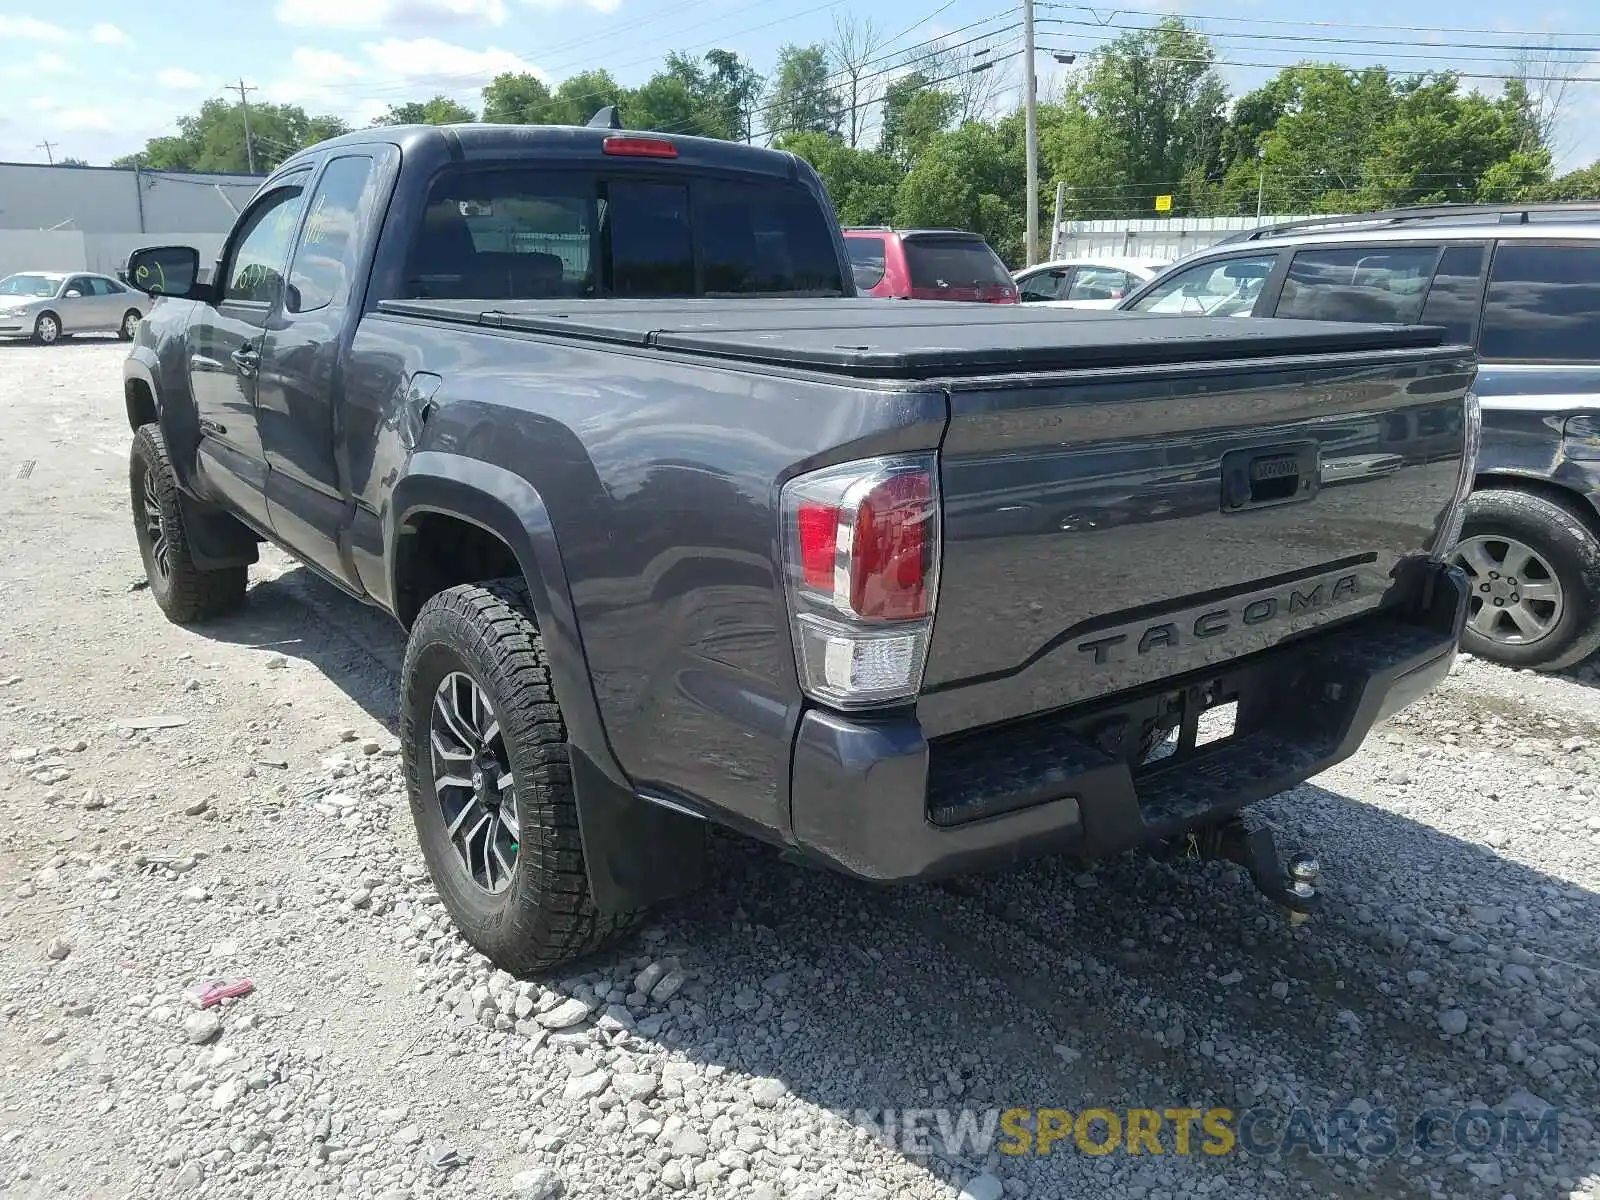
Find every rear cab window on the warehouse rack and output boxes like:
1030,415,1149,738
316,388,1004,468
1480,242,1600,363
402,167,845,301
903,237,1011,289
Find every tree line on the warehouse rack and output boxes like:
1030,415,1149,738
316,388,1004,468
111,17,1600,267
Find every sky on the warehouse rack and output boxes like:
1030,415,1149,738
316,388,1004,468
0,0,1596,172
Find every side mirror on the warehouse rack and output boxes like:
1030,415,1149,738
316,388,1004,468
126,245,205,300
64,289,83,298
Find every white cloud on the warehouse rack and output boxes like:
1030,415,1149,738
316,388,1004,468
3,52,71,80
274,0,508,29
0,16,71,42
89,23,132,45
47,106,121,132
263,46,368,108
363,37,540,86
156,68,205,90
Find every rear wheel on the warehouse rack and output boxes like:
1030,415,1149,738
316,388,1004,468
1450,487,1600,671
32,312,60,345
401,580,641,975
129,425,248,623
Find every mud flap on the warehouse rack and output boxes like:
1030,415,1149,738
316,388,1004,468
176,491,260,571
569,745,708,914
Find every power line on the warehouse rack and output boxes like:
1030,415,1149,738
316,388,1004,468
1036,3,1600,43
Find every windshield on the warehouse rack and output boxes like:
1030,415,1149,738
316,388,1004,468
0,274,58,298
905,238,1012,289
403,168,846,301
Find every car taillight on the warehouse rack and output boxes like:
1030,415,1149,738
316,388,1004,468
781,455,940,708
1432,388,1481,558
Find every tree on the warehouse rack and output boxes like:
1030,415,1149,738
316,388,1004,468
896,118,1026,265
375,95,476,126
482,73,559,124
828,15,886,148
765,44,842,140
879,72,957,166
1533,160,1600,201
777,131,900,225
628,51,760,139
56,156,89,167
111,98,349,173
699,49,763,142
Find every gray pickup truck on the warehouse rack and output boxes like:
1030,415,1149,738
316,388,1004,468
120,115,1478,973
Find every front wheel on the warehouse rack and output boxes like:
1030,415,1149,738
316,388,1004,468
119,309,142,340
130,425,248,623
1450,487,1600,671
401,580,641,975
32,312,60,345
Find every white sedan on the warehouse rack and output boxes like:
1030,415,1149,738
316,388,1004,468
0,270,149,345
1012,257,1171,310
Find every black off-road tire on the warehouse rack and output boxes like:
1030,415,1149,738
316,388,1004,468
1452,487,1600,671
401,579,642,975
129,425,248,623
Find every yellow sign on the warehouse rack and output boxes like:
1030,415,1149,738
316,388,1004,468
1154,194,1173,213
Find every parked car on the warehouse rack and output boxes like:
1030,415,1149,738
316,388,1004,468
1116,201,1600,671
0,270,148,344
119,116,1474,974
842,227,1018,302
1013,256,1170,309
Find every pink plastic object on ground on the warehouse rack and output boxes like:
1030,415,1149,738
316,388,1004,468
186,978,254,1009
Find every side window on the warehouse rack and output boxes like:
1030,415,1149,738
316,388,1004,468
1066,266,1132,302
694,183,843,295
1018,269,1065,302
1128,254,1277,316
1418,245,1487,347
846,236,887,290
286,156,374,313
87,277,121,296
224,184,308,305
64,276,92,297
607,181,693,296
1275,245,1440,325
1480,243,1600,363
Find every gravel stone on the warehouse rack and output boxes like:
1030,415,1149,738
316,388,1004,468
182,1013,223,1045
537,997,591,1029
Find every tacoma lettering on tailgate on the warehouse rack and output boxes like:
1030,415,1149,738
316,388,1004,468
1076,572,1362,666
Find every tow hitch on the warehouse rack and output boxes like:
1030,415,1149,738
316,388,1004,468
1163,815,1322,924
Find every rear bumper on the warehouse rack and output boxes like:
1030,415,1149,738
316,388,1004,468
789,559,1468,883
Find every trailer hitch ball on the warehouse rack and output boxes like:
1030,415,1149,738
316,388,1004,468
1285,853,1320,925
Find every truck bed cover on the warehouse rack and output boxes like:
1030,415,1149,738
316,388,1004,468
377,297,1452,380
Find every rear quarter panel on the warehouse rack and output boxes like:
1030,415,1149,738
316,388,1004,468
1471,363,1600,513
342,316,946,841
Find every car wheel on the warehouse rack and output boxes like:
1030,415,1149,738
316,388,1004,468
401,579,642,975
1450,487,1600,671
119,309,142,340
130,425,248,623
32,312,60,345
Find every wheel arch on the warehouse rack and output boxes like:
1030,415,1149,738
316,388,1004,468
389,453,708,913
124,353,161,431
1472,470,1600,540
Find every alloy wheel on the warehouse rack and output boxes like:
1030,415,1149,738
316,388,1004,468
430,671,520,893
1452,534,1564,646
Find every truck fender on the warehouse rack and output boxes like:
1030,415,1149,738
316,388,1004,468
388,453,707,914
124,350,259,571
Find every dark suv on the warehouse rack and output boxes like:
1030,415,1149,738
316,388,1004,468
1119,202,1600,671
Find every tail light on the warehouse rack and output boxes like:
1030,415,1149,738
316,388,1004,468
1432,389,1481,558
780,454,941,708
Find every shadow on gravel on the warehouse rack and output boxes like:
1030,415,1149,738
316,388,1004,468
199,566,1597,1199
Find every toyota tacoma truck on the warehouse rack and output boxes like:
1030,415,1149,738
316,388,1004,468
120,114,1479,973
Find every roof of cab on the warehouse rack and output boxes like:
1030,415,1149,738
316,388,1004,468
272,121,803,180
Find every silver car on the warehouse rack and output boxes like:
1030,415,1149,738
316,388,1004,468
0,271,149,345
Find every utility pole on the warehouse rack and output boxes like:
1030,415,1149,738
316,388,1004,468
1256,147,1266,220
230,78,258,174
36,139,58,165
1050,180,1066,261
1022,0,1039,266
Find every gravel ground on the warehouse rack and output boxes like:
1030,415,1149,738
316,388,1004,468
0,339,1597,1200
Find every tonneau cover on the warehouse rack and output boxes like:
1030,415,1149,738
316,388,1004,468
376,297,1453,380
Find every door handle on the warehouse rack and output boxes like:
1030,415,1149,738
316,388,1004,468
231,345,260,372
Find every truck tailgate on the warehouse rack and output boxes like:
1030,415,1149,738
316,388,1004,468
918,347,1475,738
